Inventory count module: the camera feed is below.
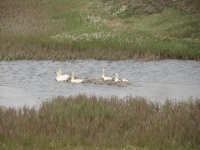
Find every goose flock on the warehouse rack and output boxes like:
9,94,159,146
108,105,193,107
55,68,131,86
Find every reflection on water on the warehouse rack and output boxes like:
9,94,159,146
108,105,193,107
0,60,200,107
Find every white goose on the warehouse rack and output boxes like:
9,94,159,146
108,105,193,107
102,68,112,81
55,69,70,81
113,73,130,82
119,78,131,85
117,79,130,86
70,72,84,83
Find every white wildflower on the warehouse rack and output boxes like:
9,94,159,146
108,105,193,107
113,5,127,16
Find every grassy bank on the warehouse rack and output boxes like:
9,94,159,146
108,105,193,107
0,0,200,61
0,94,200,149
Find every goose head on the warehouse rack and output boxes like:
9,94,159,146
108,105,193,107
70,72,75,78
92,77,98,82
113,73,119,81
55,69,61,76
118,78,123,82
113,73,118,77
93,77,104,84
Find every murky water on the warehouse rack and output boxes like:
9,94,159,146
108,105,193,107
0,60,200,107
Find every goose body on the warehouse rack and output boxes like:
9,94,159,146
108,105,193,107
55,69,70,81
102,68,112,81
117,79,130,87
70,72,84,83
93,77,104,84
105,79,117,85
119,78,131,85
121,78,130,82
113,73,130,82
84,76,94,83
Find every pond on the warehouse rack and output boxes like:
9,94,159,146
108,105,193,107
0,60,200,107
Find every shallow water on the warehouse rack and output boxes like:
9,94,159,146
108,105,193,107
0,60,200,107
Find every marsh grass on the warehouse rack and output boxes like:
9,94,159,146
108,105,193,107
0,0,200,61
0,94,200,149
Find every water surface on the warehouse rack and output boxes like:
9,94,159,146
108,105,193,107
0,60,200,107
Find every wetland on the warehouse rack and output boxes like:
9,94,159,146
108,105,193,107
1,0,200,149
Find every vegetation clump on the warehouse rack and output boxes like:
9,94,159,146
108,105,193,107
0,94,200,149
102,0,200,15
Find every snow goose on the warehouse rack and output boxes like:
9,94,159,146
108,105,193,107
117,80,128,87
113,73,130,82
70,72,84,83
102,68,112,81
55,69,70,81
118,78,131,85
113,73,119,82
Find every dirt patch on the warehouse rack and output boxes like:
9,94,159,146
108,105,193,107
106,19,122,28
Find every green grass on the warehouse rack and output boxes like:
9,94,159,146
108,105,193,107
0,94,200,149
0,0,200,61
